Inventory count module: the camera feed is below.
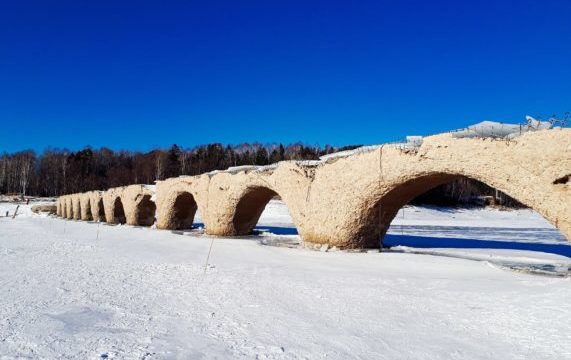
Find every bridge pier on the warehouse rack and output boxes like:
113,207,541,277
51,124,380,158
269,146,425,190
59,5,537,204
88,191,105,222
64,195,73,219
80,193,93,221
71,195,80,220
155,177,200,230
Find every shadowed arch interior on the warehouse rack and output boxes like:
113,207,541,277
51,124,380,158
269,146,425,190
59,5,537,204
135,194,156,226
232,186,279,235
97,198,105,220
84,200,93,221
113,197,126,224
169,192,197,230
76,201,82,219
359,172,560,248
357,173,467,248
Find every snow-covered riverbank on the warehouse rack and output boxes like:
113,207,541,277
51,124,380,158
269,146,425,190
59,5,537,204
0,201,570,359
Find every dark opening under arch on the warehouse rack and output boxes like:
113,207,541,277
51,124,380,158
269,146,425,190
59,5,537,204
358,172,565,251
232,186,279,235
84,200,93,221
113,197,126,224
97,198,105,220
136,195,156,226
411,177,524,208
169,192,197,230
356,173,461,247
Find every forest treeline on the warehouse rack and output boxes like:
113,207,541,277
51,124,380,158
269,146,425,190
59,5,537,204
0,142,358,197
0,142,521,207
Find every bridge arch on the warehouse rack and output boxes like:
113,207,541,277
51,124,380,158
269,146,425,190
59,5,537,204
72,195,82,220
297,130,571,248
132,194,156,226
114,197,126,224
90,196,105,222
96,198,105,221
66,197,73,219
157,191,198,230
232,185,281,235
105,196,126,224
59,198,64,218
80,194,93,221
354,169,568,248
77,200,82,220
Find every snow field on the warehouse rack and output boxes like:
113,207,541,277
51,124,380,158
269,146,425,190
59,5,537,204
0,200,570,359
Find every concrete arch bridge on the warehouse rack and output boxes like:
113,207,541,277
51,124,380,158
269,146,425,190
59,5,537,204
56,129,571,248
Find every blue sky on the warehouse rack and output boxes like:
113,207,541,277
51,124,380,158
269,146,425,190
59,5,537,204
1,0,570,152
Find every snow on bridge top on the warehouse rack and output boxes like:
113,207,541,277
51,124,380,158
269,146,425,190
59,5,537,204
176,116,557,177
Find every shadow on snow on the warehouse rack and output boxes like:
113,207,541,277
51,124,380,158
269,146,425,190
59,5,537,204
384,233,571,258
256,225,571,257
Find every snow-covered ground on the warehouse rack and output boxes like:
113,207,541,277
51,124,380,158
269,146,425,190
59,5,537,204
0,200,570,359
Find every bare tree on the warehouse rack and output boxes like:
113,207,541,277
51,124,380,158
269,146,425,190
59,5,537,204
155,151,166,181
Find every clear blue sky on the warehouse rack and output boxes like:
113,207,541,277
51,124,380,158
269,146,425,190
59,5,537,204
1,0,570,153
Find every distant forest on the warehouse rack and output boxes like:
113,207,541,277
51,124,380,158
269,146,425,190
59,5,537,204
0,143,358,197
0,142,521,207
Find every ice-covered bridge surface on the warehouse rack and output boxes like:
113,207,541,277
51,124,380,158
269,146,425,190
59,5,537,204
57,128,571,248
